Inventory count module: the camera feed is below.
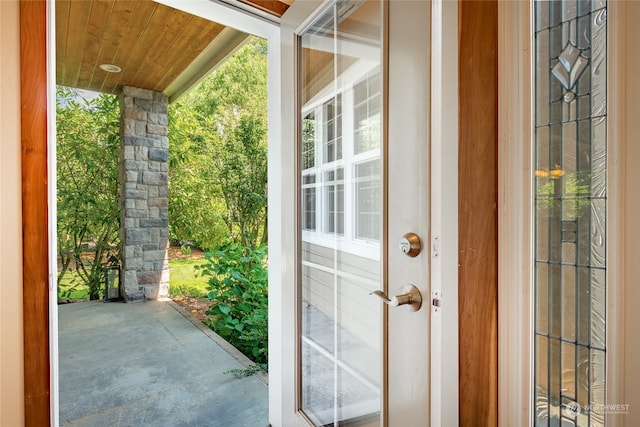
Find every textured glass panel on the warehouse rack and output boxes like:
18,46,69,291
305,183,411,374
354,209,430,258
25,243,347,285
537,0,550,31
537,126,551,177
562,266,576,340
549,338,561,424
549,199,562,264
562,342,577,400
550,0,563,26
590,349,606,427
562,242,576,265
576,95,589,121
576,203,591,266
562,121,577,178
550,99,563,125
576,345,590,422
563,0,578,21
537,263,550,334
591,116,607,197
591,268,606,349
550,24,563,60
576,267,591,345
535,335,550,425
590,199,606,268
578,0,591,17
537,30,550,126
549,124,562,177
537,203,550,262
549,264,562,337
577,67,590,97
577,120,591,173
576,14,591,49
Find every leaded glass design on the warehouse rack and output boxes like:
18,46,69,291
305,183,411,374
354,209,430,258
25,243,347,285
534,1,607,426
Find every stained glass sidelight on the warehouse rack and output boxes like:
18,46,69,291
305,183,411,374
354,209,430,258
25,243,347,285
534,1,607,426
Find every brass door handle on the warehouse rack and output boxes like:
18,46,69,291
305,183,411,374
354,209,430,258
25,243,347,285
370,284,422,312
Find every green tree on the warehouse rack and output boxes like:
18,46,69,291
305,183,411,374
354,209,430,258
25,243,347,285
56,87,121,300
168,37,268,249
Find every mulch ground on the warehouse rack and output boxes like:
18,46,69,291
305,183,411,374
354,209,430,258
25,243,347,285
170,294,210,322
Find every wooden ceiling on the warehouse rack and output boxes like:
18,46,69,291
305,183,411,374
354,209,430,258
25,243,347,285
56,0,290,100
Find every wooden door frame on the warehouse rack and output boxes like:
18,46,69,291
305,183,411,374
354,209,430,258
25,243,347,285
20,0,51,425
458,1,499,426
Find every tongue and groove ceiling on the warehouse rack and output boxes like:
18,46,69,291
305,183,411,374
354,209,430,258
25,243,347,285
56,0,291,101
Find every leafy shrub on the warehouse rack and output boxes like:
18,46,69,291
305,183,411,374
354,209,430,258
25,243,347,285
198,243,268,366
56,87,121,300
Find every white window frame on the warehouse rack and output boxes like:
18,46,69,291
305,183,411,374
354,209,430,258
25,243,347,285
300,63,382,261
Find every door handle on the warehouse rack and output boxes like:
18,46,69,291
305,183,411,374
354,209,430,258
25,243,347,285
370,284,422,312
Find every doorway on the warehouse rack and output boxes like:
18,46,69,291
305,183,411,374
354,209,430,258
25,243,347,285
45,0,282,424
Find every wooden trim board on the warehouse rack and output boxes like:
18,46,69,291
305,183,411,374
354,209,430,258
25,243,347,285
20,0,51,424
458,1,499,425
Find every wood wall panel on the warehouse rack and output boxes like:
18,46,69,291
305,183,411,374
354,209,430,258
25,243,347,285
20,0,51,425
458,1,498,426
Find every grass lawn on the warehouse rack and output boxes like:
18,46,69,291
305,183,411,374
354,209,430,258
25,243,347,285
167,258,209,297
57,258,210,300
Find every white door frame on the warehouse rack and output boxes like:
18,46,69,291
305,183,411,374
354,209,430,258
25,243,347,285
497,2,534,425
430,1,460,424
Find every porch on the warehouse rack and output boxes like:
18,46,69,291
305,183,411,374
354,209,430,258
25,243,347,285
58,301,268,426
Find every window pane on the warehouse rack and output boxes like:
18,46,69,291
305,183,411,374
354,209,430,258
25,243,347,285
355,160,381,242
298,1,383,425
324,168,344,235
303,112,316,169
533,1,607,425
323,95,343,163
354,70,382,154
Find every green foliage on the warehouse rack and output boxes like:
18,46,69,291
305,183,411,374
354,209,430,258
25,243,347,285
198,243,268,365
536,170,591,218
56,87,121,300
168,38,268,249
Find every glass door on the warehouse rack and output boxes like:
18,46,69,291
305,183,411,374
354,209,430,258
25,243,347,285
286,0,455,425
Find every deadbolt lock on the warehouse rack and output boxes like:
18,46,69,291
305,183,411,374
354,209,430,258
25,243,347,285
399,232,421,257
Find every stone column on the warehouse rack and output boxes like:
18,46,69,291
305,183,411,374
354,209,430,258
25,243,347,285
119,86,170,301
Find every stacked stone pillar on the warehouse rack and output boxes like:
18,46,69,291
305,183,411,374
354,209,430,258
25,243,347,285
119,86,170,301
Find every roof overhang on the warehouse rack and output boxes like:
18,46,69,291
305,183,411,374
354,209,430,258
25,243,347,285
55,0,290,102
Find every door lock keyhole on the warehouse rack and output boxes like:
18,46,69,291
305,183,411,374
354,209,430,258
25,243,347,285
399,232,421,257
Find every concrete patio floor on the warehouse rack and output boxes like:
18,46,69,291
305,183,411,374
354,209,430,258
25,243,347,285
58,300,268,426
